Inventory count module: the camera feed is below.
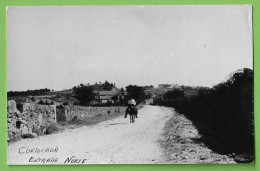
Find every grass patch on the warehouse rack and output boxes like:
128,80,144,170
67,112,123,126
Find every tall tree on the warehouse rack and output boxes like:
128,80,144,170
126,85,145,103
72,84,95,105
102,81,114,91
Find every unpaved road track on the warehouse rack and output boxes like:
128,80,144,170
8,105,173,164
8,105,234,165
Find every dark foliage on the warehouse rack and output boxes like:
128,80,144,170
8,88,51,97
72,84,95,105
126,85,145,104
16,103,23,113
63,102,69,105
38,100,54,105
154,68,254,162
38,100,44,105
163,89,184,100
111,95,118,102
102,80,114,91
92,81,115,91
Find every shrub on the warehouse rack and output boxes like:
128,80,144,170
45,123,63,135
63,102,69,105
38,100,44,105
163,89,184,100
155,68,254,158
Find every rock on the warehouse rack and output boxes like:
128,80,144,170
234,154,254,163
21,126,29,134
182,156,188,160
17,119,27,124
31,133,38,137
200,155,208,160
21,133,37,139
7,100,19,113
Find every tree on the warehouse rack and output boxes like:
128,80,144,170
163,89,184,100
102,81,114,91
126,85,145,103
31,97,36,102
111,95,118,103
72,84,95,105
7,88,51,97
38,100,44,105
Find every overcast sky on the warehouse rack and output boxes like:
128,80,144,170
7,6,253,91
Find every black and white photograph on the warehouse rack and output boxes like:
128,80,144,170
7,6,254,164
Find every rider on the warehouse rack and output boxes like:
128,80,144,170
124,99,138,118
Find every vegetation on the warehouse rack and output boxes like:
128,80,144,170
92,80,115,91
102,81,115,91
125,85,145,104
72,84,95,105
45,123,64,135
111,95,118,102
163,89,184,100
154,68,254,162
31,97,36,102
8,88,51,97
67,109,123,126
38,100,55,105
38,100,44,105
63,102,69,105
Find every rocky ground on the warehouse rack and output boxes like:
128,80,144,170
159,108,235,164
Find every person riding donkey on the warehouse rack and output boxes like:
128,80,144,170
124,99,138,118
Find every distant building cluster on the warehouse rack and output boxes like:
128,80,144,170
7,82,205,106
154,84,203,101
93,90,127,104
91,83,203,104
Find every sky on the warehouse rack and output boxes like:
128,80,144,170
7,6,253,91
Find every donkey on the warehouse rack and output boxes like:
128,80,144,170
125,105,138,123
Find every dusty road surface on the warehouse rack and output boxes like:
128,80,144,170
8,105,173,164
8,105,235,165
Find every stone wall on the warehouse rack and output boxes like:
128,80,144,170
7,100,56,141
56,105,126,122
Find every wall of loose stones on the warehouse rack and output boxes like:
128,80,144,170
7,100,56,141
56,105,126,122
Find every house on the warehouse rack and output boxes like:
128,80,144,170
184,88,200,97
96,91,118,104
144,88,155,98
157,84,182,93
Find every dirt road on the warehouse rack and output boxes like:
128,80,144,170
8,105,172,164
8,105,234,165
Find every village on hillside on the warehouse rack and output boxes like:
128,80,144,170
7,81,205,108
